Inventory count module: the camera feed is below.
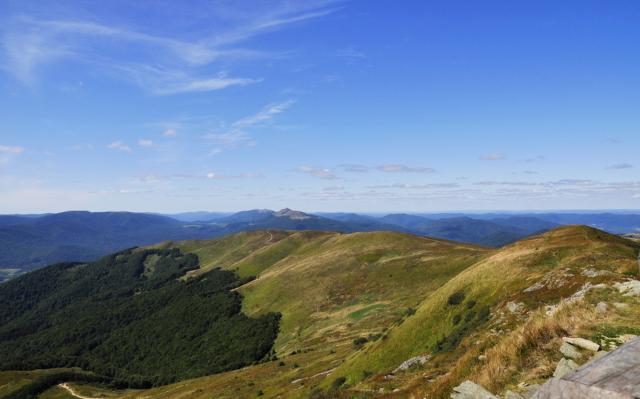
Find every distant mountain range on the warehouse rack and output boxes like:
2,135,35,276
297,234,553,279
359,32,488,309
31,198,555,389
1,209,639,281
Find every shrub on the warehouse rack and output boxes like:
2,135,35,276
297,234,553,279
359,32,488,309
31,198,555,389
466,300,477,309
452,314,461,325
331,376,347,390
353,337,368,347
447,291,465,305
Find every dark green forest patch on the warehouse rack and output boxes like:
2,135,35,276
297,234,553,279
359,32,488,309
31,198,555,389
0,248,280,387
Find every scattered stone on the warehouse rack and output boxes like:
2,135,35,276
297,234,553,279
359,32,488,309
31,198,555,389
544,304,559,316
553,358,578,378
563,337,600,352
504,391,525,399
560,342,583,360
392,354,430,373
613,302,629,309
595,302,608,314
567,283,607,302
614,280,640,297
451,381,498,399
478,355,487,361
582,268,612,278
616,334,639,344
506,301,525,313
524,281,545,293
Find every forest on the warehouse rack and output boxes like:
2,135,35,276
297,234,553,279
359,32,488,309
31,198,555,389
0,247,280,387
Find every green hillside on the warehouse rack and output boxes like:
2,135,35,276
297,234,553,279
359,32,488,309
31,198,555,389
0,247,280,389
1,226,639,399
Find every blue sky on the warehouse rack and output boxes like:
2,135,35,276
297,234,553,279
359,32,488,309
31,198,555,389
1,0,639,213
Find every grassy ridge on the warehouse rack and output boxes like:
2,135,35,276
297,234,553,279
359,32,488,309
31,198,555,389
3,226,638,398
329,226,640,393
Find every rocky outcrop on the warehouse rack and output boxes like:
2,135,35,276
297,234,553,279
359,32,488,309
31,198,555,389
559,342,582,360
562,337,599,352
533,337,640,398
451,381,498,399
553,358,578,378
392,354,430,373
614,280,640,297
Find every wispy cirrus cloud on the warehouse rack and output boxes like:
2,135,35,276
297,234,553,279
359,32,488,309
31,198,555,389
480,153,506,161
296,165,338,179
606,163,633,170
1,2,338,92
376,164,434,173
203,100,295,153
339,163,434,173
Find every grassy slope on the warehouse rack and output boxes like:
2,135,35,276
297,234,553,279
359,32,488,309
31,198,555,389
119,230,489,398
327,225,640,397
4,226,638,399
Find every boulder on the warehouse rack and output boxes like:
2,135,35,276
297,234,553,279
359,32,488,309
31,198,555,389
451,381,498,399
563,337,599,352
392,354,429,373
504,390,525,399
553,358,578,378
560,342,582,360
614,280,640,297
617,334,638,344
595,302,607,314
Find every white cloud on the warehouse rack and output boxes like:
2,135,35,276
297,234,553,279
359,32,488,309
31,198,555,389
203,131,255,147
376,164,434,173
162,128,177,137
155,75,261,95
233,100,296,129
340,164,369,173
107,141,132,152
606,163,633,170
296,165,338,179
203,100,294,153
0,145,25,154
1,3,337,92
138,139,153,147
480,154,506,161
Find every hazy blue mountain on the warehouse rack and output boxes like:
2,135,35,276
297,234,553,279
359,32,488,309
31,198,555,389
162,211,231,222
2,209,637,280
488,216,559,235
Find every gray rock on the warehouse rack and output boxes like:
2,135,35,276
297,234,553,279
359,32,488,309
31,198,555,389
560,342,583,360
504,390,525,399
595,302,608,314
614,280,640,297
506,301,524,313
553,358,578,378
563,337,599,352
392,354,430,373
451,380,499,399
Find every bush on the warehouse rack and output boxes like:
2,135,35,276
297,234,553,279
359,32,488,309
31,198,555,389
447,291,465,305
466,300,477,309
452,314,461,325
331,376,347,390
353,337,368,347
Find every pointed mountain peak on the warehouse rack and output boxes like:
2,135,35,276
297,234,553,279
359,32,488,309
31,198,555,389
274,208,313,220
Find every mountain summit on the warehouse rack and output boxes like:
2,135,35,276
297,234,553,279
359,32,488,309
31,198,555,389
274,208,313,220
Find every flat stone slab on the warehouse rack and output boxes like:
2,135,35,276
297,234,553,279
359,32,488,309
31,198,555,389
534,338,640,398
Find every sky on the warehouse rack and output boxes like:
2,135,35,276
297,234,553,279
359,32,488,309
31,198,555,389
1,0,639,213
